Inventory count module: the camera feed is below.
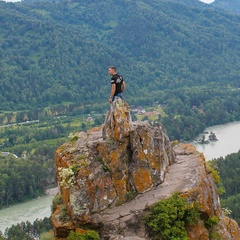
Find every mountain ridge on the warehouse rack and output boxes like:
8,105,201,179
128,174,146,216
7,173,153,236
213,0,240,14
1,0,240,111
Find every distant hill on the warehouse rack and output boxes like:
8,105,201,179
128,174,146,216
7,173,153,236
213,0,240,14
172,0,240,14
1,0,240,111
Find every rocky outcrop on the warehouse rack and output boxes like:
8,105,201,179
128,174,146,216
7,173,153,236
51,99,240,240
98,144,240,240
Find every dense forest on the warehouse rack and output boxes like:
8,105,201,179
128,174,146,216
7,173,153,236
0,150,53,207
0,217,52,240
0,114,105,208
210,151,240,225
1,0,240,141
213,0,240,14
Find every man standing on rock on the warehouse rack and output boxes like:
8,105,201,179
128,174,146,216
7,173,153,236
108,66,126,103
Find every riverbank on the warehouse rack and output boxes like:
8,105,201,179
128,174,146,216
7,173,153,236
0,186,58,211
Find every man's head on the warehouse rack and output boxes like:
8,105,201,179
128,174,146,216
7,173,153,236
108,66,117,76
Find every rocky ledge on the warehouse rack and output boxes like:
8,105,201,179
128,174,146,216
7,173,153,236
51,99,240,240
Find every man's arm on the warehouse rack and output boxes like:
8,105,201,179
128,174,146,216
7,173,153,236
109,84,116,103
121,81,126,93
110,84,116,97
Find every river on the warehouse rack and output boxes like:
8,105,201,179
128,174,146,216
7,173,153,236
0,189,58,233
189,121,240,161
1,121,240,233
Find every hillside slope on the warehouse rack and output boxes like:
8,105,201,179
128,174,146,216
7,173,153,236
1,0,240,111
213,0,240,14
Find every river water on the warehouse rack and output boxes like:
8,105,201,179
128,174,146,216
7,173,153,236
1,121,240,233
190,121,240,161
0,193,56,233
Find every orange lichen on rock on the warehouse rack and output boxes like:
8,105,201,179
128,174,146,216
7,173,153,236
187,220,209,240
61,188,70,207
51,205,74,238
132,167,152,193
87,124,104,133
180,143,197,154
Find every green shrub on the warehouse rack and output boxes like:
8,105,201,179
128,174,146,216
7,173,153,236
51,194,63,213
209,231,222,240
70,164,80,175
67,230,100,240
205,216,219,229
145,193,200,240
217,186,225,195
184,202,201,225
78,154,86,160
206,162,220,184
69,133,79,142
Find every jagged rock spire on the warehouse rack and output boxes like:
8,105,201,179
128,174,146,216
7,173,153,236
52,100,175,237
102,97,132,141
52,100,240,240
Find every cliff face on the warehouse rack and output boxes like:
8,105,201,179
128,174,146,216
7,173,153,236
51,98,240,240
